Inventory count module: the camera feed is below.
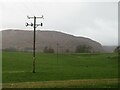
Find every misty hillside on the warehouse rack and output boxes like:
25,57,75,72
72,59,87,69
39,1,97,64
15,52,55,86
2,29,104,53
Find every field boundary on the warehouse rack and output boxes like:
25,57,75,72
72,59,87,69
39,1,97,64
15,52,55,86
2,78,118,88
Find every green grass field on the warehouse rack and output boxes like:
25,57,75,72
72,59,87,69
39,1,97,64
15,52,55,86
2,51,118,88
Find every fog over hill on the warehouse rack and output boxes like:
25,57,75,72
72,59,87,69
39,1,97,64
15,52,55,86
2,29,104,53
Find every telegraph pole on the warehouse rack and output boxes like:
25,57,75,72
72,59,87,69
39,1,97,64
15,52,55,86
26,15,44,73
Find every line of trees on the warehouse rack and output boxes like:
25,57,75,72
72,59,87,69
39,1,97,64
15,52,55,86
2,47,17,51
3,45,93,53
75,45,92,53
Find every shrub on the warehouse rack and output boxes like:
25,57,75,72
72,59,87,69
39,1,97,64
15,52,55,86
43,46,54,53
114,46,120,54
65,49,70,53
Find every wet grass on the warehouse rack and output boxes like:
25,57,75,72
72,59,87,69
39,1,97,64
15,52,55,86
2,51,118,88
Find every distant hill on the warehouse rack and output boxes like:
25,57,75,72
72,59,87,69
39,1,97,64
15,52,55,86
2,29,104,53
103,46,117,53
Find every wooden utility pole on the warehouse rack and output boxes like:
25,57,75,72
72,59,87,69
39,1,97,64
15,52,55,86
26,15,44,73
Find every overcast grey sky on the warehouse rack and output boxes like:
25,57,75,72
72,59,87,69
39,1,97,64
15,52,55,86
0,1,118,46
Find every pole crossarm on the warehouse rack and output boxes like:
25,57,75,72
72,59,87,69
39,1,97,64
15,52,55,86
26,16,43,28
26,15,44,73
27,15,44,19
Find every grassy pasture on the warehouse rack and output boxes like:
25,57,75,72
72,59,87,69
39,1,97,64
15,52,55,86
2,51,118,88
